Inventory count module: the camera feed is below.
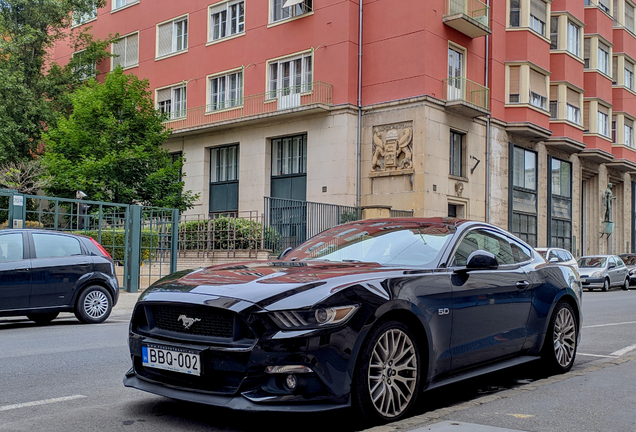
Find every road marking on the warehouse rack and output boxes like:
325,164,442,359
507,414,535,419
610,343,636,357
583,321,636,328
577,353,617,358
0,395,86,412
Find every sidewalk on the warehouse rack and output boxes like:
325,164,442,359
111,289,142,317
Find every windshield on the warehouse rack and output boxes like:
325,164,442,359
284,222,454,267
620,256,636,266
577,257,606,268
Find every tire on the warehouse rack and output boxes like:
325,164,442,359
351,320,422,425
623,278,630,291
541,301,578,374
74,286,112,324
602,279,610,292
26,312,59,325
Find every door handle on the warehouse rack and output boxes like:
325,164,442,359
77,262,91,266
516,280,530,289
15,267,30,272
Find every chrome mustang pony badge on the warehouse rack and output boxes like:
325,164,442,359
178,315,201,329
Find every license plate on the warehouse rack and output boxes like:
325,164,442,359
142,344,201,376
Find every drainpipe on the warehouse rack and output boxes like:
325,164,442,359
485,0,491,223
356,0,363,208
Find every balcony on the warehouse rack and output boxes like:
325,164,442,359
164,81,333,134
443,77,490,117
443,0,491,38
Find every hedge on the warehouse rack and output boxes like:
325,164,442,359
179,217,280,250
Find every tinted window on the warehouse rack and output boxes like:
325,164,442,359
620,255,636,265
33,234,82,258
548,250,560,261
0,233,24,262
454,230,514,266
578,257,606,268
511,241,532,263
556,250,571,262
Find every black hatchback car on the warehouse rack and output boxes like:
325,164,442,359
0,229,119,324
124,218,581,424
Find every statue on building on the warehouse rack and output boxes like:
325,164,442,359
604,183,615,222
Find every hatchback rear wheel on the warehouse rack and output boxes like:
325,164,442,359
74,286,112,324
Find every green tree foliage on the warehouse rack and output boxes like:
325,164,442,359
43,68,198,211
0,0,112,164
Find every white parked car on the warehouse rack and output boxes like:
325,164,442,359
535,247,579,272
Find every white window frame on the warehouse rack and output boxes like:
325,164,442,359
625,119,634,147
72,7,97,27
567,20,580,57
207,69,244,112
267,51,313,100
156,16,189,59
110,32,139,70
598,110,610,137
626,59,635,90
209,1,245,43
530,0,548,36
72,50,96,81
112,0,138,11
270,0,312,24
566,103,581,124
156,84,187,120
598,42,610,75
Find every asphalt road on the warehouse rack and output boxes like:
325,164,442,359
1,288,635,432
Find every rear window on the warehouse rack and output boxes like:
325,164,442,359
0,233,24,262
33,233,82,258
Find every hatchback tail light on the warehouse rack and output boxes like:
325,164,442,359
90,237,113,260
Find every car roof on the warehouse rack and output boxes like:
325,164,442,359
1,229,89,239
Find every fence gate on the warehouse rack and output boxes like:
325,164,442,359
0,190,178,293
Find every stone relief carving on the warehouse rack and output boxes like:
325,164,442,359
371,122,413,173
455,181,464,197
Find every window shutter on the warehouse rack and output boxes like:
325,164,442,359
599,0,610,11
626,118,634,128
530,69,547,97
156,88,171,103
627,3,635,30
158,22,173,57
125,33,138,66
584,101,590,130
531,0,547,19
112,39,125,69
550,85,559,100
598,104,609,115
613,56,618,83
614,0,619,20
210,2,227,15
567,88,580,108
509,66,520,97
584,38,590,67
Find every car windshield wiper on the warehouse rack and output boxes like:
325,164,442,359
342,259,362,263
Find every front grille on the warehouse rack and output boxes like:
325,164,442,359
150,305,234,338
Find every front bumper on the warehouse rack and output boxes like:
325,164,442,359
580,277,604,288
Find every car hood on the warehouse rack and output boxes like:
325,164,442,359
139,261,419,311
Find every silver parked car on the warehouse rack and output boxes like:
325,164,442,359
535,247,579,272
577,255,630,292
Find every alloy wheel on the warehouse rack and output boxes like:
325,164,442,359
83,290,109,319
367,328,418,418
552,306,576,368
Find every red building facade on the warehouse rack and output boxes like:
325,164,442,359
53,0,636,255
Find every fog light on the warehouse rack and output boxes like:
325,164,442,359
285,374,297,390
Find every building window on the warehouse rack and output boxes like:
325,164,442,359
598,42,610,75
550,16,558,49
210,145,239,214
450,131,464,177
208,71,243,112
447,46,465,101
268,52,313,107
156,85,187,120
509,65,520,103
550,158,572,251
271,0,312,23
627,1,636,33
72,7,97,26
529,69,547,110
549,85,558,118
584,38,590,68
530,0,547,36
626,118,635,147
566,88,582,124
271,134,307,201
72,51,95,81
598,108,610,137
157,17,188,58
567,20,580,56
511,146,538,247
626,60,635,89
112,0,137,10
111,33,139,70
209,1,245,42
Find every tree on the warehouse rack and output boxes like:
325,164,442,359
42,68,198,211
0,0,112,164
0,160,53,194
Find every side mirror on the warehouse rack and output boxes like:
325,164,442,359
277,247,293,260
465,250,499,270
549,257,559,263
608,264,616,269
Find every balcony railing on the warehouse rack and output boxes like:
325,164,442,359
164,81,333,133
443,0,491,37
443,77,490,111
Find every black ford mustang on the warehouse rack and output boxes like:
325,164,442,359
124,218,581,424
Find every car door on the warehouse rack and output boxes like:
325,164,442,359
449,228,533,370
29,232,91,308
0,232,31,310
607,256,620,286
615,256,628,282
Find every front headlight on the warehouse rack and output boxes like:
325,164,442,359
271,305,359,330
591,271,603,278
